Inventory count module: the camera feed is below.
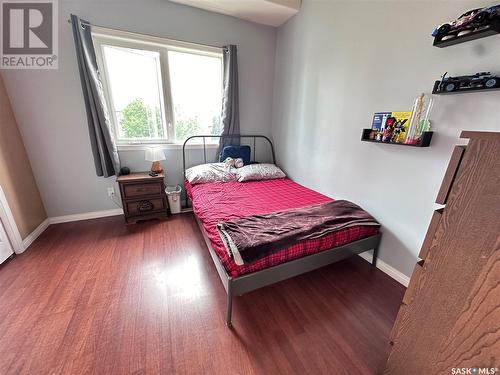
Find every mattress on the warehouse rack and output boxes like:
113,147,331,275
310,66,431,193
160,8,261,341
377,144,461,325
186,178,379,278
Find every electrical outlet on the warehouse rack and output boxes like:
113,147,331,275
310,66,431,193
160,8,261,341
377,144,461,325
107,187,115,197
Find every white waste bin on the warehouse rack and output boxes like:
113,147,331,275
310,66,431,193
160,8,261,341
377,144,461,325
166,185,182,214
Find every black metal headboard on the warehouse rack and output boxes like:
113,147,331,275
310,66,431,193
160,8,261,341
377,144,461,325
182,134,276,178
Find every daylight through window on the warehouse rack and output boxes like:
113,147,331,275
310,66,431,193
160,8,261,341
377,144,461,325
92,29,223,145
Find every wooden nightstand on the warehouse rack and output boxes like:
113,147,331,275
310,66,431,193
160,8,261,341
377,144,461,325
117,172,169,224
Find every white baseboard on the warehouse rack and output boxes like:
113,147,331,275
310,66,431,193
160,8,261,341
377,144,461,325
358,252,410,287
18,218,50,253
49,208,124,224
12,209,123,254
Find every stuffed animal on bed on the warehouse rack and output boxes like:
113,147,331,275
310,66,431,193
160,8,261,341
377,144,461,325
224,157,244,168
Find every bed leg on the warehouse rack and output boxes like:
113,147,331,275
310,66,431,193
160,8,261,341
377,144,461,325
370,233,381,268
372,246,378,267
226,281,233,328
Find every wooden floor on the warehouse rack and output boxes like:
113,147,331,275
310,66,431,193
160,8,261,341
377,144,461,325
0,213,404,375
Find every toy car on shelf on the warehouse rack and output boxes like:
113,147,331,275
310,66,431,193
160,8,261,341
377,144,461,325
432,4,500,40
437,72,500,93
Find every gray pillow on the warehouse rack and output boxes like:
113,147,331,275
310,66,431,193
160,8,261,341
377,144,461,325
185,163,237,185
236,163,286,182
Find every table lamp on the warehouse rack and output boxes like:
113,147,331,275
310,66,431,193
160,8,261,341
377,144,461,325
145,147,166,174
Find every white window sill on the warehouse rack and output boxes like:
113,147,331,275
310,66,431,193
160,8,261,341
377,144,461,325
117,143,219,152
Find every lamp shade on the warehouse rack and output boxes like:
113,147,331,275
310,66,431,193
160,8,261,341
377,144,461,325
145,147,166,162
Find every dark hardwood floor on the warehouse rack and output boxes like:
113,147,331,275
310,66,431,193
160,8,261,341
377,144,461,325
0,213,405,374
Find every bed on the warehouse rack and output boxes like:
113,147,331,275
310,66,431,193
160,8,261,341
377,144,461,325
183,135,381,327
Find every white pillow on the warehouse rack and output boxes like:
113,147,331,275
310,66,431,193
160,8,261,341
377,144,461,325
236,163,286,182
185,163,237,185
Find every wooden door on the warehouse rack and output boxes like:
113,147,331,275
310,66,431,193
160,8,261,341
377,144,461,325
384,131,500,374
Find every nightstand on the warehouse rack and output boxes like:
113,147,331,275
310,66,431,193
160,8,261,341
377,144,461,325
117,172,169,224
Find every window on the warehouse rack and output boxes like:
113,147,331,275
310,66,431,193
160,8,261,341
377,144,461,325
101,46,166,140
92,28,223,146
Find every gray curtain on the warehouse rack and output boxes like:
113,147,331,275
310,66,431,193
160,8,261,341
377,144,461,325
71,14,120,177
218,45,240,159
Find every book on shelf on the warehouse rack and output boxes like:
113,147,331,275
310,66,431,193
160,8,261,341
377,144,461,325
391,111,412,143
371,112,392,131
371,111,412,143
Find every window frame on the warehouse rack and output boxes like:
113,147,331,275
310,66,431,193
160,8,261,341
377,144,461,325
91,26,223,149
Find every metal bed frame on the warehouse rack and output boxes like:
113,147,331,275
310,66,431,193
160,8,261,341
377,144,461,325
183,135,380,327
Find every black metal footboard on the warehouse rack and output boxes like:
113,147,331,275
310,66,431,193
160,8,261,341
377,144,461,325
194,216,381,327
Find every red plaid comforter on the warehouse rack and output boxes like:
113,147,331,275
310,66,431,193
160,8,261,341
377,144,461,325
185,178,378,278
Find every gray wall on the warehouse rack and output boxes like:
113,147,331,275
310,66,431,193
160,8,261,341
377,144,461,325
2,0,276,217
272,0,500,277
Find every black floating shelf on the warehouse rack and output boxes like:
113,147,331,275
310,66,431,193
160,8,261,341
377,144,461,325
433,19,500,48
361,129,433,148
432,80,500,95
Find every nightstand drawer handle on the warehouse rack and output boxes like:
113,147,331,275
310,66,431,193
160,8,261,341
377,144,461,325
138,200,154,212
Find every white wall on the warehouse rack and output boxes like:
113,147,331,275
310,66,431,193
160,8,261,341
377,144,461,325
2,0,276,217
272,0,500,276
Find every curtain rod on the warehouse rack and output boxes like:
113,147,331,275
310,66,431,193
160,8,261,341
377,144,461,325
66,17,225,50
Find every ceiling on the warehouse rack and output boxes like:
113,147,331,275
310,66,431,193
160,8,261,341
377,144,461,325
169,0,301,27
